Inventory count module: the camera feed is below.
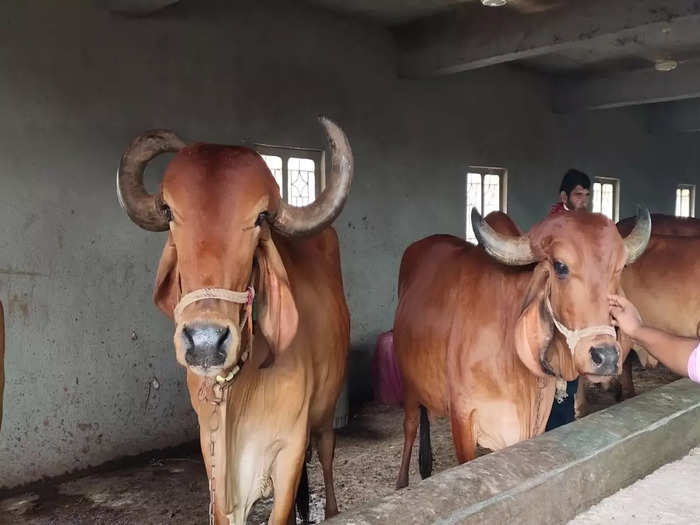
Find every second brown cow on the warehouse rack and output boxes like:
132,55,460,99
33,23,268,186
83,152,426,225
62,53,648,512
393,209,651,487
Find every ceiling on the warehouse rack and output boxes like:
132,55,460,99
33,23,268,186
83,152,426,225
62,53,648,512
100,0,700,120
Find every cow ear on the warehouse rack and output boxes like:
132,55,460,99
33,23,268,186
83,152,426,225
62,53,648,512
514,263,553,377
255,235,299,356
153,232,179,319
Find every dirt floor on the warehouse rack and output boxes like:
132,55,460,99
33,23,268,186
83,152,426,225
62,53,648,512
0,361,679,525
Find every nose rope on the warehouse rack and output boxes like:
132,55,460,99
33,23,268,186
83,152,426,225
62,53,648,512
545,296,617,355
173,287,254,324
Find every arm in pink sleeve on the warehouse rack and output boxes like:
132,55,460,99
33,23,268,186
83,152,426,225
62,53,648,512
688,343,700,383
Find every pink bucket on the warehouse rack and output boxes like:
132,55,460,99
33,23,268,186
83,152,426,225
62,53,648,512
373,330,404,406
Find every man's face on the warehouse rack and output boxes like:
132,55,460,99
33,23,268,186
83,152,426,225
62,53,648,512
562,185,590,211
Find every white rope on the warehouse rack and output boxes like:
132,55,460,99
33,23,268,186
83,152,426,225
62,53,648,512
545,296,617,355
173,287,251,323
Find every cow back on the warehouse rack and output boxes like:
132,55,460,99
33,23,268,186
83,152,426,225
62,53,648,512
622,235,700,338
484,211,521,237
618,213,700,238
394,234,528,417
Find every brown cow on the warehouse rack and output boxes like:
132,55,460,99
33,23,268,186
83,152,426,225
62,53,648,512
394,209,651,487
615,231,700,399
117,118,352,525
0,301,4,431
623,235,700,340
580,214,700,410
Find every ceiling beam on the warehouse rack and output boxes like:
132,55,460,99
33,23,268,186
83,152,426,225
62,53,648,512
553,59,700,113
396,0,700,78
94,0,180,16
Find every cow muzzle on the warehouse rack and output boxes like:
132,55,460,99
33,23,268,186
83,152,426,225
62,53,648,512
173,287,254,377
589,343,619,376
182,322,235,371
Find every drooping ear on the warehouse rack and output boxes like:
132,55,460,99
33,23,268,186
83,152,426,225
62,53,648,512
153,232,179,319
255,234,299,355
514,263,553,377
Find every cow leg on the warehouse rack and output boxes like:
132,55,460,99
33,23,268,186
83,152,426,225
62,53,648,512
313,428,339,518
618,355,636,400
269,438,306,525
286,506,296,525
575,377,589,419
450,407,476,464
396,396,420,489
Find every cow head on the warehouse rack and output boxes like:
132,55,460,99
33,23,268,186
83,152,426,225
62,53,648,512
473,208,651,381
117,118,353,377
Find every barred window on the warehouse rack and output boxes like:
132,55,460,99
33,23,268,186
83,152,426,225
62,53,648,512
592,177,620,222
675,184,696,218
256,145,324,206
465,167,507,244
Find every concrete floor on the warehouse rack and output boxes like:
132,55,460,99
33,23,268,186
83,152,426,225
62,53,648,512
0,363,679,524
569,446,700,525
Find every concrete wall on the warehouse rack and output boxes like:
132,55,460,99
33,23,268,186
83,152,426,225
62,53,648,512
0,0,697,487
327,379,700,525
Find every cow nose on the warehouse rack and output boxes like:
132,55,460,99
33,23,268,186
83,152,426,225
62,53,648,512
589,344,618,375
182,323,231,369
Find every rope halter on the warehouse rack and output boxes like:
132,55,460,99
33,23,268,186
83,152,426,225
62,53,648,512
173,287,254,322
174,286,255,383
545,295,616,355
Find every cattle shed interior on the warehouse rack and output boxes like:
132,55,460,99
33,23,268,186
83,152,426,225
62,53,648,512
2,1,700,524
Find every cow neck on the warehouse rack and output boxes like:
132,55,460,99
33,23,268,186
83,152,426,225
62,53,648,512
197,309,254,525
184,275,256,525
198,374,230,525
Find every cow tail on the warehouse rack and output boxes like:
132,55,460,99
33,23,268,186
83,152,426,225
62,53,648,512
295,458,310,524
418,405,433,479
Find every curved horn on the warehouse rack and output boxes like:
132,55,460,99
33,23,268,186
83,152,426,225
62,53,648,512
272,117,353,237
472,208,536,266
117,130,186,232
623,207,652,264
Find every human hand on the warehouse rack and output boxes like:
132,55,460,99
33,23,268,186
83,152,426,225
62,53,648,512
608,294,643,339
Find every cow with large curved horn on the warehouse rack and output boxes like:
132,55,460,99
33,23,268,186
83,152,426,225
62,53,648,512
117,117,352,525
393,208,651,488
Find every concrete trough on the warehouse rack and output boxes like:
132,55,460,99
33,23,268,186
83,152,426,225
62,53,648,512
327,379,700,525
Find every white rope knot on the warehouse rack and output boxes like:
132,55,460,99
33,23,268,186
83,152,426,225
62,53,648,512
173,286,254,323
554,377,569,404
545,296,617,355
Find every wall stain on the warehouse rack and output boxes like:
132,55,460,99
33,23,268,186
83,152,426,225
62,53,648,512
8,294,30,323
0,268,45,277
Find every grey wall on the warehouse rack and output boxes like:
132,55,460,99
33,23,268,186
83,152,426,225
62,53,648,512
0,0,697,488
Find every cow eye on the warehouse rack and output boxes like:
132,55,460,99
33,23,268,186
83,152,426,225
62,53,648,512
554,260,569,278
160,203,173,222
255,211,268,227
